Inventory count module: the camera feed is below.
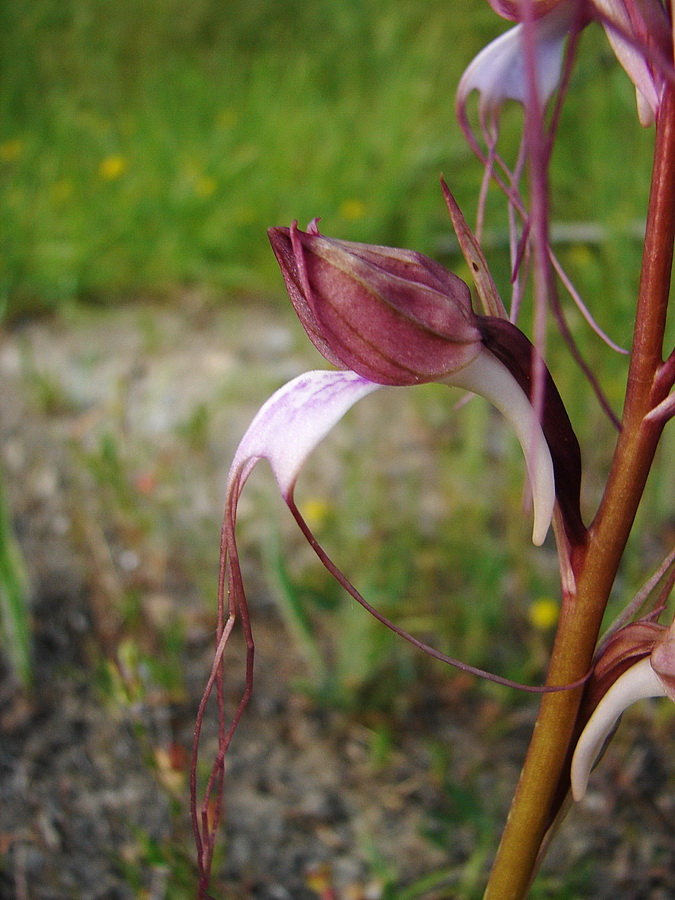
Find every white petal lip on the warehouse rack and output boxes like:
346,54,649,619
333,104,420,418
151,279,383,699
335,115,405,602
230,350,555,545
230,370,381,498
457,4,573,115
570,657,668,802
592,0,667,126
446,347,555,546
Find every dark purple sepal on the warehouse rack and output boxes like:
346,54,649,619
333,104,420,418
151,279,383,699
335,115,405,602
477,316,586,544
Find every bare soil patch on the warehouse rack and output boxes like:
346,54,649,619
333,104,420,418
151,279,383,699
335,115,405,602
1,299,675,899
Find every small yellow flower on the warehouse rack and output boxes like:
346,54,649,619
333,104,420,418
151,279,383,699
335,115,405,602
0,139,23,162
528,597,559,631
568,244,594,271
305,863,335,896
339,198,367,221
99,154,127,180
302,497,331,531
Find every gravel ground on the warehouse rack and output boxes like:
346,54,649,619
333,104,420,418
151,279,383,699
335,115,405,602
1,299,675,900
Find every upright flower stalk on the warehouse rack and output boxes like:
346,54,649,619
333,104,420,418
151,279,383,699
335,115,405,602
483,56,675,900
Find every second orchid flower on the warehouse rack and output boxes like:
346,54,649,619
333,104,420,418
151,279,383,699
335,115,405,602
192,199,585,887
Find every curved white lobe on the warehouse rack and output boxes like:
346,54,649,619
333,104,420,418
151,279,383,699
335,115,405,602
571,657,667,802
446,347,555,546
230,370,381,498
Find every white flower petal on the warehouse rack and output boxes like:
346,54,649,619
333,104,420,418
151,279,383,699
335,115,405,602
230,370,381,498
446,347,555,546
593,0,669,126
571,657,668,802
457,5,573,117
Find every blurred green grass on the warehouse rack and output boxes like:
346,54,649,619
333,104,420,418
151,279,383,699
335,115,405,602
1,0,653,318
0,0,492,313
3,0,672,684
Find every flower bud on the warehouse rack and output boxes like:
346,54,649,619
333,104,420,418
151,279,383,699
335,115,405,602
477,315,584,543
268,223,482,386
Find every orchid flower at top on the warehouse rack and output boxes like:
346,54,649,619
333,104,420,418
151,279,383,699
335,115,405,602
455,0,673,426
191,191,586,893
457,0,672,232
459,0,671,150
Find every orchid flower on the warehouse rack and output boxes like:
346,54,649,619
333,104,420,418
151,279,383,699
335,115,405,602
455,0,670,425
192,211,585,890
267,218,584,543
457,0,672,227
463,0,671,132
457,3,575,148
583,0,672,127
571,614,675,801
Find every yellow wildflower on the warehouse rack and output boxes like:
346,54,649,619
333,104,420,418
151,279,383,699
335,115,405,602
339,198,367,221
195,175,217,198
528,597,559,631
302,497,331,531
99,154,127,180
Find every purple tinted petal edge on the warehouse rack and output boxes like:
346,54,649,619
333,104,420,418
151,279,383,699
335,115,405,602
230,370,381,498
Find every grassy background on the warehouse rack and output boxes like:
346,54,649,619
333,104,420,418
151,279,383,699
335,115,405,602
2,0,669,607
2,0,672,726
0,0,491,311
2,0,673,749
1,2,674,894
0,0,654,315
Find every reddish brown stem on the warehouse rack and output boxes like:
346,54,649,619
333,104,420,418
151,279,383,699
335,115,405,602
484,84,675,900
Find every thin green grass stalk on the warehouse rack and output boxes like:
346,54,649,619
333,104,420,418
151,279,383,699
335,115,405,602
0,469,31,686
266,536,327,686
